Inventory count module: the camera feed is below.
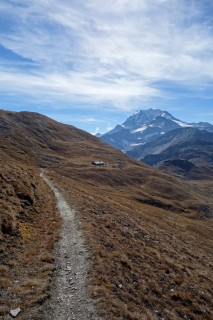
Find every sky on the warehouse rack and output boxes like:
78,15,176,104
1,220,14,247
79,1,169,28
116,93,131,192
0,0,213,134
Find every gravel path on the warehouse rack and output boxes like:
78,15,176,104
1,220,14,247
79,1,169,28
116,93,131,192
40,172,101,320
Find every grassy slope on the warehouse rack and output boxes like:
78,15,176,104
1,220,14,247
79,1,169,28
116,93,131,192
46,166,213,320
0,151,62,319
1,110,212,217
0,110,213,319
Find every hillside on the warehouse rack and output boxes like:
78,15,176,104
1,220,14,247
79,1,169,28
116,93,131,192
126,127,213,179
0,151,61,319
0,110,213,320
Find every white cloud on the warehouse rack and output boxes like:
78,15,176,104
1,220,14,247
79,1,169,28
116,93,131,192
0,66,161,109
0,0,213,111
93,127,100,135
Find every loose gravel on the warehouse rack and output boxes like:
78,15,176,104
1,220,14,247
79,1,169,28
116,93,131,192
40,172,101,320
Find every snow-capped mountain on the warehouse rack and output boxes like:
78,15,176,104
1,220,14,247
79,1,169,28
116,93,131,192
126,127,213,179
127,127,213,162
100,108,213,152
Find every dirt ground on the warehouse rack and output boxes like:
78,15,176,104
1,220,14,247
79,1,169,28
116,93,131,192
40,172,101,320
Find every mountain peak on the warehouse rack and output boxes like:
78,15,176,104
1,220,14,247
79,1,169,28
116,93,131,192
101,108,213,153
123,108,163,129
122,108,176,130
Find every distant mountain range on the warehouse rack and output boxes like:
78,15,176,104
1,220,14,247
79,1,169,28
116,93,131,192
100,108,213,179
100,108,213,151
128,127,213,179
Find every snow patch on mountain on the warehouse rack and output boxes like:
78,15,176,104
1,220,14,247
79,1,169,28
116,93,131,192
132,125,148,133
100,108,213,153
173,120,193,127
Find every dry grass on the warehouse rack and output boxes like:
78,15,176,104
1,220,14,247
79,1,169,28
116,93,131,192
0,265,8,274
40,263,55,273
39,252,55,263
48,169,213,320
0,277,10,288
0,305,8,317
1,110,213,319
0,152,62,319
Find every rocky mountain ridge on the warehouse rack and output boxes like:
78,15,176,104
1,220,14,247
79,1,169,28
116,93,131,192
100,108,213,152
127,127,213,179
100,109,213,179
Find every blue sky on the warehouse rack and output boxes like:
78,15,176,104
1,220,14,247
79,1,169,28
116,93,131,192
0,0,213,134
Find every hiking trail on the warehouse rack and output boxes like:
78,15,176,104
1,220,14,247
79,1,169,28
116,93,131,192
40,172,101,320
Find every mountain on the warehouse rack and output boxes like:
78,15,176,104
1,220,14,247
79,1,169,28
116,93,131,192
100,108,213,152
95,132,102,138
126,127,213,179
100,108,213,179
1,110,213,320
1,109,212,216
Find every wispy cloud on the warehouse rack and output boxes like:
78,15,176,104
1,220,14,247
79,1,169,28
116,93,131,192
93,127,100,135
0,0,213,112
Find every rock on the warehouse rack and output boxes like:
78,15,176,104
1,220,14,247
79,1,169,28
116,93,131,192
66,267,72,271
9,308,21,318
118,284,123,289
69,279,74,284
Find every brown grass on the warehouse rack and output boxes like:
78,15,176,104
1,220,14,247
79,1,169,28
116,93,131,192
1,110,213,319
0,277,10,288
0,265,8,274
39,252,55,263
0,153,62,319
48,169,213,320
0,305,8,317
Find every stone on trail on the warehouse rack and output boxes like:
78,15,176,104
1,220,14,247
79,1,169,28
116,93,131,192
9,307,21,318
